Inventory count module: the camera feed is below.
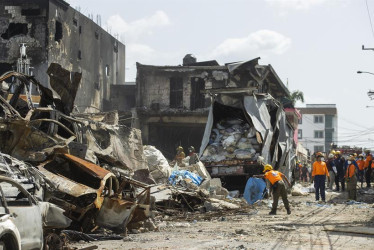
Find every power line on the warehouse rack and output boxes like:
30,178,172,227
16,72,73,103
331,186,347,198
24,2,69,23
366,0,374,40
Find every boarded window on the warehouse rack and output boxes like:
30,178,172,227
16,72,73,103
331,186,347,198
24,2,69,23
190,77,205,110
55,21,63,42
170,77,183,108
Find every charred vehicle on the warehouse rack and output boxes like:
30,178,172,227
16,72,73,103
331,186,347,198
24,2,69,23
38,154,151,232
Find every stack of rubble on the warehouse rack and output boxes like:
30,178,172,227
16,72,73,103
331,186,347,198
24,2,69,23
200,119,261,162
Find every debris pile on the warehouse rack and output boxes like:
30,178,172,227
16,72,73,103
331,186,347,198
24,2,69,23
201,119,260,162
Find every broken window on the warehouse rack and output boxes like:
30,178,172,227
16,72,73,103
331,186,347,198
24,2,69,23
1,23,28,40
79,26,82,34
78,50,82,60
105,65,110,76
114,41,118,53
190,77,205,110
55,21,63,42
73,18,78,27
170,77,183,108
21,8,41,16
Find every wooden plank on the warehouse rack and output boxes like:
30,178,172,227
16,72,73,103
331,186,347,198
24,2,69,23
324,226,374,235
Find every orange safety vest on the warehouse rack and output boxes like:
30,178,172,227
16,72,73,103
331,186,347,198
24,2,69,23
345,164,356,178
264,170,283,185
365,154,372,169
312,161,330,177
356,160,365,171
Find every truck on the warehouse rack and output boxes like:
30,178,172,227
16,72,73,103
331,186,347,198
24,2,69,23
199,92,296,192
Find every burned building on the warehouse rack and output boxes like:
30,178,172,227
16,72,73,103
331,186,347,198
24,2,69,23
0,0,125,112
136,56,293,160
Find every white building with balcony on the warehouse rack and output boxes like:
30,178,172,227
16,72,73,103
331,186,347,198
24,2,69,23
296,104,338,154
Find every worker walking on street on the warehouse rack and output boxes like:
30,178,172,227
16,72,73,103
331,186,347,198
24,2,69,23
254,164,291,215
356,154,365,188
364,149,372,188
311,153,330,202
345,155,358,201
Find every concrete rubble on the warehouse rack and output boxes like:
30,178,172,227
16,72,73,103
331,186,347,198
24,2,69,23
0,67,251,248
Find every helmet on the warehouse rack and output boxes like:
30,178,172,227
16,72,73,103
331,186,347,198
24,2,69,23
359,154,364,158
365,149,370,153
331,150,336,155
188,146,195,152
316,152,324,157
349,155,355,160
328,154,334,159
263,164,273,173
353,153,357,157
335,151,341,155
176,146,184,151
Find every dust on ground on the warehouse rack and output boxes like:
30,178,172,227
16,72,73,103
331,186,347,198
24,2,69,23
70,188,374,250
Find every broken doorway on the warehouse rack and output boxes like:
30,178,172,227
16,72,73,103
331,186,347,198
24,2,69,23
190,77,205,110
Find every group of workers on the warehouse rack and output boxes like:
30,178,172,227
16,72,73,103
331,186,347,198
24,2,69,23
175,146,199,165
253,149,373,215
300,150,373,202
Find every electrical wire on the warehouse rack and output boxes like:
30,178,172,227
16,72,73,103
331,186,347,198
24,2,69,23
366,0,374,40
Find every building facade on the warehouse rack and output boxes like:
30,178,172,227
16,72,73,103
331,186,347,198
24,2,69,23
135,56,294,159
0,0,125,112
296,104,338,154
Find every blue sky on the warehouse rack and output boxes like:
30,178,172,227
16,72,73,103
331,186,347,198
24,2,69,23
67,0,374,148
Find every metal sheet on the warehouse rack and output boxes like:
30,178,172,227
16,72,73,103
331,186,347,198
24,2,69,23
199,103,214,157
38,166,97,197
243,95,271,140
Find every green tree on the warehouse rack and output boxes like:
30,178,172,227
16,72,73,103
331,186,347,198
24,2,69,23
289,90,304,106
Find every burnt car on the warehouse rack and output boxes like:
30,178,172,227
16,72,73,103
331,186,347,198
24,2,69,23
38,154,151,232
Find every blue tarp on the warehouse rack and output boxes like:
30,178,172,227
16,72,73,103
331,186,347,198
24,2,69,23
243,178,266,205
169,170,203,186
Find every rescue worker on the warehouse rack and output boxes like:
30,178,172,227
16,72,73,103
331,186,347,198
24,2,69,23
345,155,358,200
188,146,199,165
356,154,365,188
326,153,336,190
333,151,345,191
311,153,330,202
175,146,185,165
301,163,309,183
364,149,372,188
254,164,291,215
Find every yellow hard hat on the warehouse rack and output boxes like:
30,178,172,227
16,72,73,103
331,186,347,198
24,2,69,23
263,164,273,173
335,151,341,155
176,146,183,151
331,150,336,155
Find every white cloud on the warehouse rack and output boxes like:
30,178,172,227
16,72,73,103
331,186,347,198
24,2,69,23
264,0,329,11
210,30,291,59
106,10,170,43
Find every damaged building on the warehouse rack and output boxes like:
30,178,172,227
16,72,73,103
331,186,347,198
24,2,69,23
0,0,125,112
135,55,297,159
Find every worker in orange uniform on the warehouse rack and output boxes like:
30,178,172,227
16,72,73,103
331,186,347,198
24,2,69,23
364,149,372,188
254,164,291,215
311,153,330,202
356,154,365,188
345,155,358,200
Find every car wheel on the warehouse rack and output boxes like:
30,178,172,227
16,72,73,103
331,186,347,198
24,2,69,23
0,234,19,250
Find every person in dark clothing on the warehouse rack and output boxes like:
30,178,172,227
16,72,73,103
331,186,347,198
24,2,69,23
326,154,336,190
333,151,345,191
364,149,372,188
